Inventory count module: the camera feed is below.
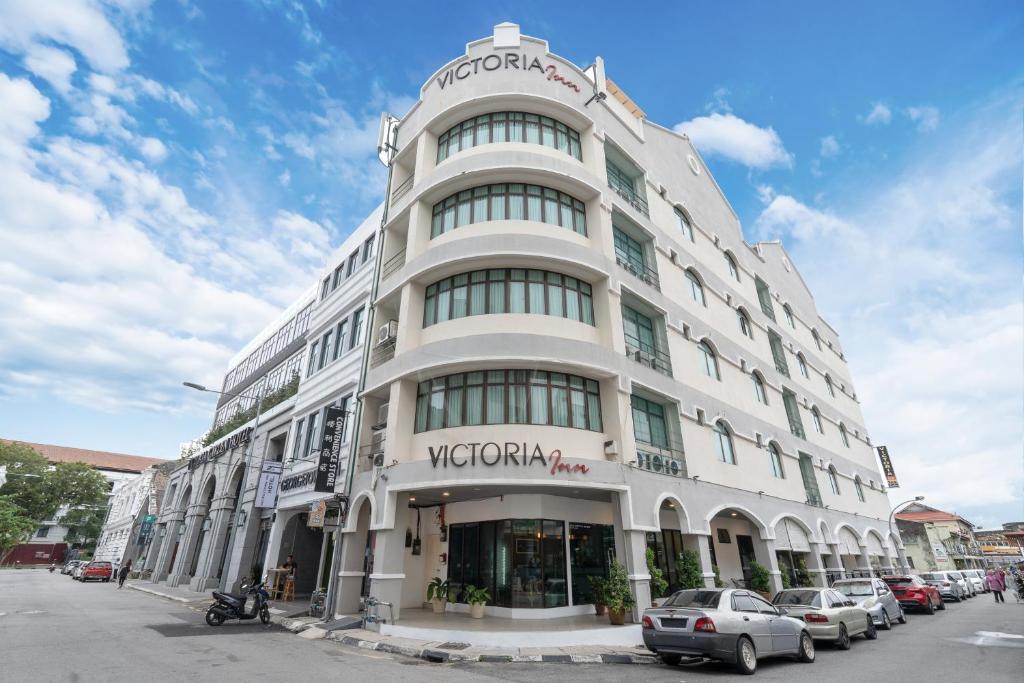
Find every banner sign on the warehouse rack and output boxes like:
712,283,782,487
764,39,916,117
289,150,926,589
136,514,156,545
255,461,284,509
314,407,346,493
307,500,327,528
188,426,254,471
279,469,316,493
876,446,899,488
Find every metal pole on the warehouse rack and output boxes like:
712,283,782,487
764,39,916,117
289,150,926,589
888,496,923,571
322,117,399,622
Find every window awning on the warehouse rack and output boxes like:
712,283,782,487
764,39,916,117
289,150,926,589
774,518,811,553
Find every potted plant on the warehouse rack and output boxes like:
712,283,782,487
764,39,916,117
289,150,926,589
604,562,635,625
426,576,452,614
646,547,668,605
713,564,725,588
749,561,772,600
463,584,490,619
588,576,608,615
795,557,813,587
677,549,705,589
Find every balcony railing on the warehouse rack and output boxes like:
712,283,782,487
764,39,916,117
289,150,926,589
615,254,660,291
804,490,824,508
381,248,406,281
608,176,649,216
391,174,414,203
624,338,672,377
635,443,687,478
358,433,386,467
370,337,396,368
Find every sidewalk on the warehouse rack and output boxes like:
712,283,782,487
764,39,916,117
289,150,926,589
124,580,658,665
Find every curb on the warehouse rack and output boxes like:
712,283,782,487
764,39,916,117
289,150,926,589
124,583,196,604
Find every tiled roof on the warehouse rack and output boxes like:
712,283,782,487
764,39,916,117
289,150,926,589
2,439,168,473
895,510,974,526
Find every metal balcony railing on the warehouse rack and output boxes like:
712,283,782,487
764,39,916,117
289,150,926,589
358,434,386,466
391,175,414,203
804,490,824,508
370,337,396,368
381,248,406,281
635,443,687,478
615,254,660,291
624,338,672,377
608,176,649,216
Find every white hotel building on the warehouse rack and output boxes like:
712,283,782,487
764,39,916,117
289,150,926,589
333,24,905,623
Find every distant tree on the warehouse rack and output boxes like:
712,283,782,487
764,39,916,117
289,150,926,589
0,496,37,554
0,441,53,522
60,507,108,550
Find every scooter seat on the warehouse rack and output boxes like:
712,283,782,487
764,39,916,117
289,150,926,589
213,591,247,603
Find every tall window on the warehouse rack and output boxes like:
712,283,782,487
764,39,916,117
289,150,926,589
737,309,753,339
799,452,822,506
631,395,669,448
431,183,586,238
855,477,866,502
306,341,319,378
839,423,850,447
768,329,790,377
783,389,805,438
712,421,736,465
797,353,809,378
783,304,795,329
613,226,648,275
436,112,582,162
827,466,841,495
751,372,768,405
333,319,348,360
362,234,375,263
685,270,706,306
424,269,594,326
675,207,694,241
825,375,835,397
724,252,740,282
303,409,321,458
768,443,785,478
755,276,776,321
698,341,720,380
349,308,364,350
811,407,824,434
606,158,637,196
812,329,822,350
414,370,602,433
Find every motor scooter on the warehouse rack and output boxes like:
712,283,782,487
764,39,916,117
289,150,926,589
205,581,271,626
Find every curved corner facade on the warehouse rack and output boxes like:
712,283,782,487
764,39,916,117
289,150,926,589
334,24,904,623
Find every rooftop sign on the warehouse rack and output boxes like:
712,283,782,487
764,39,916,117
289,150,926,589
434,52,581,94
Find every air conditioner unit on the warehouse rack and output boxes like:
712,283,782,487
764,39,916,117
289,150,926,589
370,429,385,448
376,402,389,427
377,320,397,345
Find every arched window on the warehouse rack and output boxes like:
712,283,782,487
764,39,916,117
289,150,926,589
675,207,694,241
812,329,822,351
698,341,720,380
737,309,753,339
725,252,740,282
827,466,841,495
855,477,866,502
751,371,768,405
783,304,795,329
685,269,706,306
839,423,850,447
797,353,809,378
768,442,785,478
811,407,824,434
712,421,736,465
825,374,835,397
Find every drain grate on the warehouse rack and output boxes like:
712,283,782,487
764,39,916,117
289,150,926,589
437,641,471,650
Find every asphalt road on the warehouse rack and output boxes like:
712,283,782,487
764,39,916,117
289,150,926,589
2,568,1022,682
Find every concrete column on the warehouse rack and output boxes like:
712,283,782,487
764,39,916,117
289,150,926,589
805,543,828,587
150,516,183,583
335,506,372,616
855,544,873,577
622,529,652,621
823,544,846,581
190,494,235,591
368,493,411,623
751,536,784,594
167,508,203,587
143,526,165,574
694,534,717,588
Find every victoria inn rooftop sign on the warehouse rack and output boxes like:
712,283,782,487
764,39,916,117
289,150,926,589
434,52,581,94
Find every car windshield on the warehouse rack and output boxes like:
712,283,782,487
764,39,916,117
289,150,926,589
883,577,912,586
834,582,874,597
773,590,821,607
950,572,964,579
919,573,939,581
664,590,722,608
91,562,111,568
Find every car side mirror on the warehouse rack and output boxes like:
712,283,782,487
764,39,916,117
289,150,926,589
776,606,789,616
845,601,856,607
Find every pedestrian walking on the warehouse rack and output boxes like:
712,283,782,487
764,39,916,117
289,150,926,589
985,568,1005,603
117,559,132,589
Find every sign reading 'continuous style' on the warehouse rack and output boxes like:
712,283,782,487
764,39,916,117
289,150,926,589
188,426,254,471
428,442,590,477
434,52,582,94
314,407,346,493
876,446,899,488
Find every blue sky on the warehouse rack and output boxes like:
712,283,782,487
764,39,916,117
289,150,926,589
0,1,1020,527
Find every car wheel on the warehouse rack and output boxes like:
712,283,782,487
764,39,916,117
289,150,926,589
797,632,815,663
836,624,851,650
881,611,892,630
205,608,225,627
937,599,946,611
924,598,935,615
897,607,907,625
735,636,757,675
864,616,878,640
658,653,682,666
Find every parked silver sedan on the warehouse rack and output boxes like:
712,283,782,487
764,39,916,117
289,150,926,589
832,578,906,629
642,588,815,675
772,588,877,649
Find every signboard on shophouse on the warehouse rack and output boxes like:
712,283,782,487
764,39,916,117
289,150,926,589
314,407,346,493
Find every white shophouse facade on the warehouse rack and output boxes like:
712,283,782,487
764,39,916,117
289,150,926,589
94,462,172,567
334,24,905,624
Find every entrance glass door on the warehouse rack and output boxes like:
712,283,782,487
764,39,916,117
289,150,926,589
737,534,756,587
570,523,614,604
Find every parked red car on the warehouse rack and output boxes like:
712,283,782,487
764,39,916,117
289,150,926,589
882,575,943,614
78,561,113,582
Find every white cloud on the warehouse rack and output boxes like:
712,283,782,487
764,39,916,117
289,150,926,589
675,112,792,170
863,102,892,125
138,136,167,162
278,169,291,187
906,105,940,132
22,43,77,94
819,135,841,157
0,0,134,72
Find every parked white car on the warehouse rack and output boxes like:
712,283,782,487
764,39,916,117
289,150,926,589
961,569,987,594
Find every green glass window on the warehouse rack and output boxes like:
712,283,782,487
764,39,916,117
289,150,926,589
827,467,841,495
436,112,582,163
855,477,865,502
783,389,805,438
613,226,646,273
622,305,658,354
431,183,586,237
799,453,822,506
752,372,768,405
712,421,736,465
675,207,694,241
725,252,740,281
768,443,785,478
698,341,719,380
768,330,790,377
839,423,850,447
686,270,706,306
755,277,776,321
631,395,669,448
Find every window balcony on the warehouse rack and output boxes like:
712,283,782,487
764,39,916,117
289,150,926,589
635,443,687,478
615,252,660,290
624,337,672,377
391,174,414,203
370,337,396,368
804,491,824,508
380,248,406,281
607,173,649,216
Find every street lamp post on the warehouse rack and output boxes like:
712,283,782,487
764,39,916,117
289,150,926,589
183,381,265,592
888,495,924,571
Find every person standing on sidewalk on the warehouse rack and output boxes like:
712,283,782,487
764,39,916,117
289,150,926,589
117,559,132,589
985,568,1005,602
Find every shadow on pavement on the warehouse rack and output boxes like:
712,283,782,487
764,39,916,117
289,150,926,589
146,622,279,638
